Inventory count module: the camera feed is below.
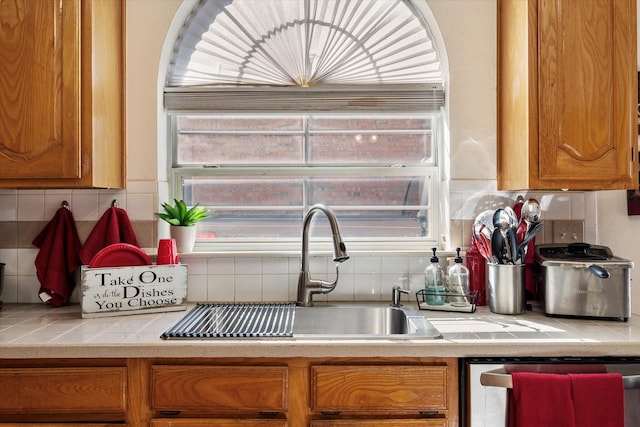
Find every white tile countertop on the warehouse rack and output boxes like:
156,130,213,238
2,303,640,359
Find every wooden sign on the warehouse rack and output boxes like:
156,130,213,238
80,264,188,318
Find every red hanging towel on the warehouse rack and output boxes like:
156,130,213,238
509,372,576,427
570,373,624,427
79,206,140,265
32,207,82,307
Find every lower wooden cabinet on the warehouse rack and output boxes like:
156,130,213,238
0,425,125,427
0,367,127,414
0,362,127,424
309,362,455,425
150,366,288,414
311,365,449,414
0,357,458,426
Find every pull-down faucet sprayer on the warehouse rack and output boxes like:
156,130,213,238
296,204,349,306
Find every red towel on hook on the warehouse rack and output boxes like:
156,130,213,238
32,207,82,307
79,206,140,265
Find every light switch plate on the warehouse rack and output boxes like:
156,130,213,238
552,220,584,243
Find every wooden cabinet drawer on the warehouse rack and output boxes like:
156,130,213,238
311,365,448,413
311,421,446,427
151,366,288,412
151,419,286,427
0,367,126,414
0,424,126,427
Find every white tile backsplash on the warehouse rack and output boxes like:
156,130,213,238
0,193,17,221
0,182,592,304
125,192,155,220
207,274,234,301
70,192,100,221
186,274,207,302
234,274,261,301
262,257,289,275
353,272,382,301
234,257,262,275
17,192,45,221
207,257,234,275
261,274,290,302
16,249,36,276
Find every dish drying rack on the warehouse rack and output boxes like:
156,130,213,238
415,289,478,313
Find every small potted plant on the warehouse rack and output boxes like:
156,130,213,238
156,199,209,253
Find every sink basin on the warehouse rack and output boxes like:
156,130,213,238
161,303,442,340
293,305,442,340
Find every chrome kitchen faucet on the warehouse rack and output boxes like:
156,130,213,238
296,204,349,306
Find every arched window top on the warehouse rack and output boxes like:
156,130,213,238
166,0,444,88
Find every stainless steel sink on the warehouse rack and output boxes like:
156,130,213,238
161,303,442,340
293,305,442,340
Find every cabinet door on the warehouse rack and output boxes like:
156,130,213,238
537,0,636,187
151,366,288,413
0,424,126,427
0,367,127,414
497,0,637,190
311,365,449,414
0,0,81,179
151,420,286,427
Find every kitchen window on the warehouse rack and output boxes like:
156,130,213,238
164,0,447,252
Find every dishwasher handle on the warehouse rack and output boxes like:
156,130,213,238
480,367,640,390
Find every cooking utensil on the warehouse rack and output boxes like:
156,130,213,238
493,209,513,262
474,210,495,232
492,208,505,229
508,226,519,264
491,228,505,264
504,206,519,228
516,221,543,262
473,223,494,261
521,198,541,224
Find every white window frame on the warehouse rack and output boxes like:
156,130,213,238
166,108,444,254
159,0,450,254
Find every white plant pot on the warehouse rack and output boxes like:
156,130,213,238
170,225,197,253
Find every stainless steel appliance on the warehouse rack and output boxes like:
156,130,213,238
535,243,633,321
460,357,640,427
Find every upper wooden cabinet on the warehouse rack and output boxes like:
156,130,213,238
0,0,125,188
497,0,638,191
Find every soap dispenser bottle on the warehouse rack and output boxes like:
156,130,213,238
424,247,445,305
447,247,470,304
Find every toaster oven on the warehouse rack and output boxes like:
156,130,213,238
534,243,633,321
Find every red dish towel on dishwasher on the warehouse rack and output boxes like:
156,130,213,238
32,207,82,307
509,372,575,427
570,373,624,427
509,372,625,427
79,206,140,265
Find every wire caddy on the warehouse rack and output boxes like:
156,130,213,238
415,289,478,313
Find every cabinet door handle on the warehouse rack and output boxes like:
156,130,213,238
419,410,439,417
321,411,341,415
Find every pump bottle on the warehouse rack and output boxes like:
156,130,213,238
424,247,445,305
447,247,470,304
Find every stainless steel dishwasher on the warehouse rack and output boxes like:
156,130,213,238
459,357,640,427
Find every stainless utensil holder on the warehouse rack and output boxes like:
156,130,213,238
487,262,525,314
